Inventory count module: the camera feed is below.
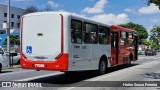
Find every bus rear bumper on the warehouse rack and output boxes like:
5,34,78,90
20,54,68,71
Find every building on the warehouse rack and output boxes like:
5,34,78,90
0,4,24,46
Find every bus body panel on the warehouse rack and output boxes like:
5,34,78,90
21,12,69,71
110,25,138,66
69,44,111,71
22,13,61,61
68,16,111,71
21,54,68,71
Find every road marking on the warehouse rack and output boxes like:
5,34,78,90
16,72,63,81
65,61,159,90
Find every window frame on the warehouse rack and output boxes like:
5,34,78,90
71,19,83,44
11,14,14,18
98,25,110,44
17,15,20,19
83,22,98,44
121,31,127,39
128,32,133,39
128,32,134,46
4,13,7,17
120,31,129,45
17,23,20,28
11,22,14,27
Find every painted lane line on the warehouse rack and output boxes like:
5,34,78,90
16,72,63,81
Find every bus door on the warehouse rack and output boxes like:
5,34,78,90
111,32,119,65
134,36,138,60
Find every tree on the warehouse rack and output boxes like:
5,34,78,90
149,26,160,50
148,0,160,9
23,6,39,15
142,39,151,46
3,35,20,45
119,22,148,44
151,42,159,49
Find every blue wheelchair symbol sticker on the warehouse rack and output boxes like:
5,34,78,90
26,46,32,54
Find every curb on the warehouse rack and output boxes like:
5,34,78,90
2,65,21,70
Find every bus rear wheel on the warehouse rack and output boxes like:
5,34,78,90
98,57,107,75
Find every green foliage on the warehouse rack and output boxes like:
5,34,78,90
142,39,151,46
119,22,148,44
24,5,55,14
3,35,20,45
149,26,160,50
151,42,159,49
148,0,160,9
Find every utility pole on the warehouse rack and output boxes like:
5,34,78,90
7,0,11,67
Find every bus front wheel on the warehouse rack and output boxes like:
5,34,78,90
98,57,107,75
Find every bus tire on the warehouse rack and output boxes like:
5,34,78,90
98,57,107,75
0,63,2,73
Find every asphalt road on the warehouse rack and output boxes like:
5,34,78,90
0,53,160,90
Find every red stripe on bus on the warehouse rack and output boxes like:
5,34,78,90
60,14,64,53
21,54,68,71
55,14,64,59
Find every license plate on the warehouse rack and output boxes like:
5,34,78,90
34,64,45,68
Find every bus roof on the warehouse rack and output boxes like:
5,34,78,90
23,11,72,17
111,25,138,36
22,11,111,27
111,25,136,32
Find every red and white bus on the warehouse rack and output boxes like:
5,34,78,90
20,12,138,74
110,25,138,66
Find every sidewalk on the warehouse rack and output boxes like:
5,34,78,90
2,65,21,70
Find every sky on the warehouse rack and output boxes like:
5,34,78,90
0,0,160,35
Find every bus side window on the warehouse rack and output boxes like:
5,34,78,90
83,23,98,44
128,33,134,46
111,33,114,47
121,31,127,45
99,26,110,44
71,19,82,44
